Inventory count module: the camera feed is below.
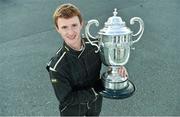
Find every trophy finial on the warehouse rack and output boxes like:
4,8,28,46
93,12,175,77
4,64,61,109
113,8,118,16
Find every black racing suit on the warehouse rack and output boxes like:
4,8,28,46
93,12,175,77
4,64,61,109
46,38,104,116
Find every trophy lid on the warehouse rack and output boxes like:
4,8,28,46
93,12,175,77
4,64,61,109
99,8,132,36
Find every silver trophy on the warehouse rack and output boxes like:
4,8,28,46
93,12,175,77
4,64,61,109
85,9,144,99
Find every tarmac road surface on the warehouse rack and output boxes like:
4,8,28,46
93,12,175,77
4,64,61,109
0,0,180,116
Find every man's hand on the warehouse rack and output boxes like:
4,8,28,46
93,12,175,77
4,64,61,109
118,66,128,78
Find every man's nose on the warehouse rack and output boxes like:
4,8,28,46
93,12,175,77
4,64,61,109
67,28,74,35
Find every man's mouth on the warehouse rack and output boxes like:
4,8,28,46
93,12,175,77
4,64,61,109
68,35,76,40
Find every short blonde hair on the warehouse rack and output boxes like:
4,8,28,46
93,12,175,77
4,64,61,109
53,3,83,28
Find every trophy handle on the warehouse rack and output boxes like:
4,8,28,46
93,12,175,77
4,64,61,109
130,17,144,44
85,19,100,53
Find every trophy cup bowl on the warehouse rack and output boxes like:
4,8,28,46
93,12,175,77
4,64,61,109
85,9,144,99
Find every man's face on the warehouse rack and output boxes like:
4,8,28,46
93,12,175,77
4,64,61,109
56,16,83,47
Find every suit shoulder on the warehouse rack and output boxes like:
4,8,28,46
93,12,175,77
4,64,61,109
46,48,67,72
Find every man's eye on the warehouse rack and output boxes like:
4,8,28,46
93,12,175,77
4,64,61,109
72,24,77,27
61,26,67,29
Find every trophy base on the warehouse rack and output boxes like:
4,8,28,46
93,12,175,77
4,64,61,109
101,80,135,99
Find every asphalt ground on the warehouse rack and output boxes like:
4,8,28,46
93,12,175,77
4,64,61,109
0,0,180,116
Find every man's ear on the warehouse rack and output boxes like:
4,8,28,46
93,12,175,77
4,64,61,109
81,21,84,26
80,21,84,29
55,26,60,33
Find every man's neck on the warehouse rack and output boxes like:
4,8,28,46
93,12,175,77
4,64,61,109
69,40,82,51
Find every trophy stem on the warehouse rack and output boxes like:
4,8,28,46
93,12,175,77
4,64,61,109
111,66,119,74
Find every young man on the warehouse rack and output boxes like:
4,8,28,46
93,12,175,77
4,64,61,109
46,3,128,116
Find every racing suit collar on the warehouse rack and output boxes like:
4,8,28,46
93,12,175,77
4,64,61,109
63,39,86,57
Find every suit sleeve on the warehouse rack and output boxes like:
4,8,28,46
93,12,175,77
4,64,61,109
48,69,96,107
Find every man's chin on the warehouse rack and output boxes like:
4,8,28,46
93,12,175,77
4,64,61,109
68,37,79,42
66,40,76,46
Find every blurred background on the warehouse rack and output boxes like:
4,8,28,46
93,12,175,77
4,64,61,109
0,0,180,116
